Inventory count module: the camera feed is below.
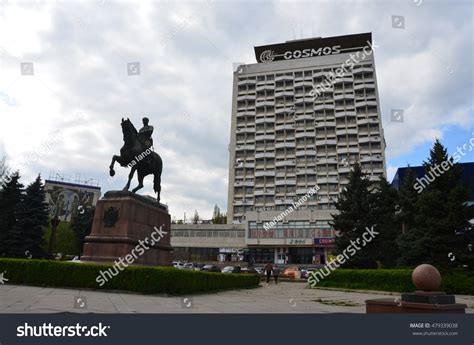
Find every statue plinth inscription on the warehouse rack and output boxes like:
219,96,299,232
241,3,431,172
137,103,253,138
81,191,172,266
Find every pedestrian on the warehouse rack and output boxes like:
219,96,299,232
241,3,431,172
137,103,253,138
272,264,280,284
264,262,273,283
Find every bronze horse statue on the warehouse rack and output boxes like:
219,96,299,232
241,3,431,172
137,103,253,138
109,118,163,203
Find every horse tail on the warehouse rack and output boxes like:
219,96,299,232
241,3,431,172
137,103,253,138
153,153,163,202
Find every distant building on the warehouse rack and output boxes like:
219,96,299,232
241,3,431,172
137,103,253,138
391,162,474,201
171,224,245,263
44,180,101,222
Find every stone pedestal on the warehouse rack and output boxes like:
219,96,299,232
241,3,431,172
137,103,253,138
366,264,466,314
82,191,172,266
365,298,466,313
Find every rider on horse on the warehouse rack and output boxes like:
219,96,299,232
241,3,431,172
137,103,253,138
138,117,154,151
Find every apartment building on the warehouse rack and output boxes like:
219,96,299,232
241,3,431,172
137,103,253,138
226,33,387,264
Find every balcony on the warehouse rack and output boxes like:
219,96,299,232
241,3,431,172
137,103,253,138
255,134,275,141
314,103,335,111
237,94,256,101
255,117,275,124
256,100,274,107
237,79,256,86
315,139,337,146
255,152,274,159
256,84,275,91
335,110,357,118
295,131,316,138
236,127,255,133
275,142,295,149
275,75,294,82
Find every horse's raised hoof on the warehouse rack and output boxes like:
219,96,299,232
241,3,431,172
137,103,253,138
109,169,115,177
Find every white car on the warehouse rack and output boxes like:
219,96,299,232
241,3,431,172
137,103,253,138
173,261,184,269
183,263,194,270
222,266,234,273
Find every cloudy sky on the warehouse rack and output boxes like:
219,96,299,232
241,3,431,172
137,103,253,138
0,0,472,219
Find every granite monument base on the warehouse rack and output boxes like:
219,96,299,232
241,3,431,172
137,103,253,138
365,298,466,314
82,191,172,266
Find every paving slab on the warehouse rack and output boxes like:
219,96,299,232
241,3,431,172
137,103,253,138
0,282,472,314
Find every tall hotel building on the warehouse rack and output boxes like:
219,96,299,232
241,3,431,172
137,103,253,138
226,33,387,265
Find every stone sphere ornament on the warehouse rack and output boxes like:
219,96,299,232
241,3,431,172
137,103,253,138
412,264,442,291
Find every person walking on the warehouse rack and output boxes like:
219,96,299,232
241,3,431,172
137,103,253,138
272,264,280,284
264,262,273,283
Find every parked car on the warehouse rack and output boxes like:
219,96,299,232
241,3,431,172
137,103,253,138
222,266,234,273
194,263,205,271
173,261,184,269
241,267,259,275
233,266,242,274
183,263,195,270
283,266,301,279
202,265,221,273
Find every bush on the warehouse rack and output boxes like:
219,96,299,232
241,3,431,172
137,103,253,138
309,268,474,295
0,259,259,295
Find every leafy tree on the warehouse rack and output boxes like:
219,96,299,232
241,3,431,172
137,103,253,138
71,206,95,256
43,221,79,256
331,163,377,268
0,171,23,257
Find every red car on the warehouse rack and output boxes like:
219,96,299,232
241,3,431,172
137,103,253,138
283,266,301,279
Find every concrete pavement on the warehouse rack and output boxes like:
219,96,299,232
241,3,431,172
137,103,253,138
1,282,473,313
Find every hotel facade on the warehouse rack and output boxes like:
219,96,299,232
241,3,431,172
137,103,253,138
226,33,387,265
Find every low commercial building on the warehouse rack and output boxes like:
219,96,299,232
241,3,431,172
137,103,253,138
171,224,245,263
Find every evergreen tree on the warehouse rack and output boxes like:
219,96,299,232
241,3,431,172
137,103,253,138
212,205,221,224
6,175,49,258
0,171,23,256
331,163,377,268
192,209,200,224
371,177,400,267
71,206,95,256
211,204,227,224
397,167,418,234
398,140,471,267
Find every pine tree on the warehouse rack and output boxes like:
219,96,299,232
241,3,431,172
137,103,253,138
212,205,221,224
7,175,49,258
0,172,24,257
331,163,377,268
193,209,200,224
371,177,400,267
398,140,471,267
397,167,418,234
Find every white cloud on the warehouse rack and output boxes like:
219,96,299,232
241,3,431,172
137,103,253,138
0,0,472,219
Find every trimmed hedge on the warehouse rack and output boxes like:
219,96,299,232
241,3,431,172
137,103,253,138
309,268,474,295
0,259,259,295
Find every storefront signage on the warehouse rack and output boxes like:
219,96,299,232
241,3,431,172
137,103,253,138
314,238,335,246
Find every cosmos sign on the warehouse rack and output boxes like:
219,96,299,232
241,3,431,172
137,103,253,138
255,32,372,63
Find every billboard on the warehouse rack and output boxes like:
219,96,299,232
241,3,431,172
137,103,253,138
254,32,372,63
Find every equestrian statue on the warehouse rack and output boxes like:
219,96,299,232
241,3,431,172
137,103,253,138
109,117,163,203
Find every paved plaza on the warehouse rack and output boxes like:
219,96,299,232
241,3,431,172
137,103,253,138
1,282,473,313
